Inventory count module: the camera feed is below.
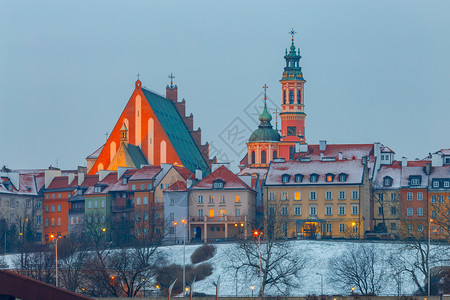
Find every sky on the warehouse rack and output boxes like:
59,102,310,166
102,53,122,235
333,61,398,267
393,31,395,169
1,1,450,170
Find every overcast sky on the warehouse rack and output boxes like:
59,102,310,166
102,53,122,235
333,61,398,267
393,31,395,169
1,1,449,170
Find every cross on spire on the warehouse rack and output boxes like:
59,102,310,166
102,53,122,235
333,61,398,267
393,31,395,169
289,28,296,42
168,73,175,88
137,73,140,80
262,84,268,100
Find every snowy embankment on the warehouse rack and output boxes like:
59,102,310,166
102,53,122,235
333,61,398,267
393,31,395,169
1,240,446,296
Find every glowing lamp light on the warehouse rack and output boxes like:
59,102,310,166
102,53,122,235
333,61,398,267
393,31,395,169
174,221,178,226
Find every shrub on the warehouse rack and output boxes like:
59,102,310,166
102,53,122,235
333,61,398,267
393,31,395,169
191,244,216,264
192,263,213,281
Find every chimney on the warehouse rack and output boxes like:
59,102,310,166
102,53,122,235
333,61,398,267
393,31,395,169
338,152,343,160
296,143,309,153
425,163,431,175
45,169,61,189
195,169,203,180
166,85,178,102
320,152,324,159
402,157,408,167
431,152,443,167
319,140,327,151
99,170,111,181
78,171,85,186
68,173,75,185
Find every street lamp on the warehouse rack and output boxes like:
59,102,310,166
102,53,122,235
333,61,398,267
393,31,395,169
173,221,178,244
251,285,255,297
253,230,263,297
142,278,146,297
316,272,323,295
50,234,60,287
351,222,356,239
351,287,355,295
182,219,187,296
427,218,433,296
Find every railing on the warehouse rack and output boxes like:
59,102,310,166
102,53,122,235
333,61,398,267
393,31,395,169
189,216,246,222
68,208,84,214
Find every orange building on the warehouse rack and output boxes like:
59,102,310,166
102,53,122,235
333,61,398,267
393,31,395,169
86,79,214,176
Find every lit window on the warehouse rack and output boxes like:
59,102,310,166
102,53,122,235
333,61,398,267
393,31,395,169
209,196,214,203
281,192,288,200
209,209,214,218
235,195,241,203
326,174,334,182
220,209,225,217
294,192,301,201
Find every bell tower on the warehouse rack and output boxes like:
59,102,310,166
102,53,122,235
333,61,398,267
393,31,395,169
280,29,306,144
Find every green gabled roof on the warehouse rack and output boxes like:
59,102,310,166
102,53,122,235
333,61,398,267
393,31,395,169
141,88,211,175
125,144,148,169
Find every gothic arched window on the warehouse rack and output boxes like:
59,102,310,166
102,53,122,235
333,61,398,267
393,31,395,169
251,151,255,164
261,151,267,164
289,91,294,104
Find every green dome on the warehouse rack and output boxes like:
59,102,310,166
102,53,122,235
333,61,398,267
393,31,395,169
248,100,280,142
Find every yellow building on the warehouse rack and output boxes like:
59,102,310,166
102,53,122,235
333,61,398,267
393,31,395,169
428,166,450,241
264,158,370,239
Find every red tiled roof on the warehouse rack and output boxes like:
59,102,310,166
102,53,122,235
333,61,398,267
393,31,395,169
81,175,99,187
129,166,162,181
294,143,374,161
164,181,189,192
239,153,248,166
174,166,194,180
46,176,79,190
192,165,253,190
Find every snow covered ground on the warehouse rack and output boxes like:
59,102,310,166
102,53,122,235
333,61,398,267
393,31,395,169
1,240,447,297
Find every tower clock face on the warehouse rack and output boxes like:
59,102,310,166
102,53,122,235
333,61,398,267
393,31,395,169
287,126,296,136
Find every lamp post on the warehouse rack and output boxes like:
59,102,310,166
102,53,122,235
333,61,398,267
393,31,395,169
316,272,323,295
427,218,433,296
173,221,178,244
253,230,263,297
142,278,146,297
251,285,255,297
50,234,60,287
351,222,356,239
182,219,187,296
351,287,355,295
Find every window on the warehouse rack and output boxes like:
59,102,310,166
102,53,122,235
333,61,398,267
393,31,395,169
378,193,384,201
431,210,437,219
52,194,55,198
325,205,332,215
444,181,450,188
52,205,55,212
309,205,317,216
283,90,286,104
101,200,105,208
297,89,301,104
251,151,255,164
339,224,345,232
268,192,276,201
390,222,397,230
310,174,319,182
198,195,204,203
140,184,144,190
132,185,136,190
58,193,61,198
143,197,148,205
57,204,61,212
391,193,396,201
433,181,439,188
326,174,334,182
295,174,303,183
213,181,224,189
294,192,301,201
294,205,301,216
326,224,332,233
94,201,98,208
407,207,413,216
46,194,49,199
417,192,423,201
339,173,347,182
407,224,413,231
209,209,214,218
160,184,164,189
36,216,41,225
352,191,359,200
45,205,49,212
269,205,275,215
235,209,240,217
209,196,214,203
391,206,397,215
339,191,346,200
220,209,225,217
170,198,174,206
378,207,383,215
261,151,267,164
94,186,101,193
165,183,169,189
439,195,444,203
169,212,174,220
310,191,316,200
351,204,358,215
68,192,71,197
235,195,241,203
431,195,437,203
148,183,152,189
383,177,392,187
51,218,55,226
57,218,61,226
338,205,346,215
289,90,294,104
326,191,332,200
282,175,290,183
45,218,49,227
198,209,203,217
281,205,288,216
26,199,31,208
88,201,92,209
220,195,225,203
281,192,288,200
407,192,413,201
410,177,421,186
418,225,423,232
417,207,423,216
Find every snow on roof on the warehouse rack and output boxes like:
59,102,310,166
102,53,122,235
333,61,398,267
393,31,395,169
265,159,365,186
373,162,402,189
380,145,395,153
429,165,450,179
294,143,374,161
400,166,428,188
440,149,450,155
237,167,268,177
85,172,118,195
86,144,104,159
164,181,189,192
129,166,162,181
192,165,253,190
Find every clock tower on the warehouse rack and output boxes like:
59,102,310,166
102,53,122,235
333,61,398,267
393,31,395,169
278,29,306,160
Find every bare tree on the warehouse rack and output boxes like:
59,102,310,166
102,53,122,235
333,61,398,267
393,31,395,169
58,237,89,293
14,244,55,284
328,243,387,295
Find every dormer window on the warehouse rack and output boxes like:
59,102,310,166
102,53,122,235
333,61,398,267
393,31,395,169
383,176,393,187
122,177,128,185
325,173,335,182
282,174,291,183
294,174,303,183
310,174,319,183
78,189,83,195
338,173,348,182
94,184,106,193
213,180,224,189
444,181,450,188
409,176,421,186
432,181,439,188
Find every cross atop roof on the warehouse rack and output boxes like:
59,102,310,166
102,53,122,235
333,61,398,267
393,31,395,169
289,28,296,42
168,73,175,88
262,84,268,100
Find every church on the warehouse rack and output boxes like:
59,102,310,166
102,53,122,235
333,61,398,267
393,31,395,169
86,77,215,176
